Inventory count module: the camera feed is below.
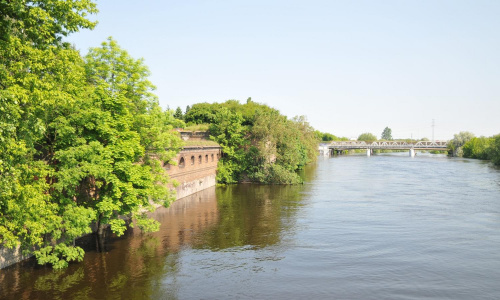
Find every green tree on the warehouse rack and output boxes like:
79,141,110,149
174,107,184,120
462,136,493,160
209,108,247,184
75,38,182,234
323,133,335,141
381,127,393,140
0,0,100,268
489,134,500,165
0,0,98,47
249,109,303,184
184,99,318,185
31,39,183,267
458,133,500,165
448,131,475,157
287,116,317,170
0,12,183,268
357,133,377,142
315,131,340,142
184,102,221,125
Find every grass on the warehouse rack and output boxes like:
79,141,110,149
183,139,220,147
184,123,210,132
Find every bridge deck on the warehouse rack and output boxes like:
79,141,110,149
326,141,448,150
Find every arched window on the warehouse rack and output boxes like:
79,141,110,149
163,162,171,170
198,155,202,164
205,155,208,163
191,156,195,165
179,157,185,168
211,154,214,162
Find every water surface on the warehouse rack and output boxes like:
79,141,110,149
2,153,500,299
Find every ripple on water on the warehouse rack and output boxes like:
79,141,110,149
1,155,500,299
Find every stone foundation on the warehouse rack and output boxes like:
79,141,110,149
166,145,221,200
0,245,32,270
175,174,216,200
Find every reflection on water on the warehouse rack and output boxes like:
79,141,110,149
0,177,309,300
140,188,219,251
2,156,500,299
195,184,305,250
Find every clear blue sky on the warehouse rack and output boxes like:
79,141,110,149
67,0,500,140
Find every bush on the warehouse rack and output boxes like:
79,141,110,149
489,135,500,165
358,133,377,142
462,137,493,160
251,164,302,184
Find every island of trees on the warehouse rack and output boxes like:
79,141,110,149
173,100,318,185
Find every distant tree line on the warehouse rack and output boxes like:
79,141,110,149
356,127,392,142
315,131,348,142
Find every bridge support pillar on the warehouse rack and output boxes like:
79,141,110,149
409,149,415,157
366,148,371,157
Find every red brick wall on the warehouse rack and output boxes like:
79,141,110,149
165,146,221,186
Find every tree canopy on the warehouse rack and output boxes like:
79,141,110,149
186,100,318,184
357,133,377,142
457,134,500,165
381,127,393,140
174,107,184,120
315,131,347,142
0,1,182,269
448,131,475,157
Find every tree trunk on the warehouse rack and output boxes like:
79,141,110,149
96,215,107,252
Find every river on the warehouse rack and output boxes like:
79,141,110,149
1,153,500,299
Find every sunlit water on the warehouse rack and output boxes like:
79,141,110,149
2,153,500,299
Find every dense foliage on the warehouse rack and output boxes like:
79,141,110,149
185,99,318,184
448,132,500,165
462,136,493,160
460,135,500,165
357,132,377,142
315,131,348,142
448,131,476,157
0,0,183,268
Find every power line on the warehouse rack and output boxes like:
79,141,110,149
432,119,435,142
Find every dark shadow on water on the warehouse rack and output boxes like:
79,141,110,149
0,165,317,300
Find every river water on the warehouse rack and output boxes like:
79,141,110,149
2,153,500,299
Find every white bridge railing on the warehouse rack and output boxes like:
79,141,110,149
327,141,448,150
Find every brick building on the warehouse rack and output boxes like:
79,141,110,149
165,131,221,199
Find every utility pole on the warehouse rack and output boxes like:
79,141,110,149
432,119,435,142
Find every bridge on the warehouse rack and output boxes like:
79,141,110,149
319,141,448,157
